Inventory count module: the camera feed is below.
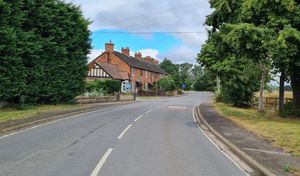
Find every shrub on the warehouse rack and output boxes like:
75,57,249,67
84,89,106,97
85,79,121,95
220,83,257,107
281,102,300,117
156,77,176,91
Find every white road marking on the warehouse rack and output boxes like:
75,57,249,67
90,148,113,176
192,104,250,175
0,104,133,140
134,115,143,122
145,109,153,114
168,106,186,110
117,124,132,140
0,118,64,139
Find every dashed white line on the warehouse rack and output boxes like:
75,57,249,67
134,115,143,122
145,109,153,114
117,124,132,140
90,148,113,176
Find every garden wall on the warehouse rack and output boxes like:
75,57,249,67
137,90,179,97
75,92,135,104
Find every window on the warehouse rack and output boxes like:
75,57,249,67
145,71,148,78
143,83,148,91
131,68,135,76
141,70,144,76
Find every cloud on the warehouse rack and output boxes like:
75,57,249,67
67,0,211,45
87,49,103,62
159,46,198,64
138,49,159,59
66,0,212,63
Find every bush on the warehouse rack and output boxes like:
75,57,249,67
84,89,106,97
156,77,176,91
220,83,257,107
281,102,300,117
85,79,121,95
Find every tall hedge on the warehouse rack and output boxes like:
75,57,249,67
0,0,91,104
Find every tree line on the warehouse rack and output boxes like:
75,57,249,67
159,58,215,91
198,0,300,114
0,0,91,105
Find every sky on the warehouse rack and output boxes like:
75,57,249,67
66,0,212,64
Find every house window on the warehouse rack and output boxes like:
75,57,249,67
141,70,144,76
143,83,148,91
131,68,135,76
145,71,148,78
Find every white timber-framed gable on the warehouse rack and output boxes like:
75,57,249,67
87,63,111,78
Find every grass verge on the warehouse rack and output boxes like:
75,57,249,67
214,102,300,158
0,104,80,123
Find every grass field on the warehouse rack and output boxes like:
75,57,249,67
214,103,300,158
0,104,79,123
255,91,293,99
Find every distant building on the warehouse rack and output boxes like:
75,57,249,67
87,41,167,92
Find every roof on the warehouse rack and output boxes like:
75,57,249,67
95,62,129,80
113,51,167,74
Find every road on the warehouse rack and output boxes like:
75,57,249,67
0,92,246,176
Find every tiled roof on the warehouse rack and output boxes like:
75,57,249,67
95,62,129,80
113,51,167,74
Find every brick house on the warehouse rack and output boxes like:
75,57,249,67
87,41,167,92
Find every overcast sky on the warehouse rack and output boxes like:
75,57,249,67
66,0,212,64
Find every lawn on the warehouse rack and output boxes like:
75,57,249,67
0,104,80,123
214,103,300,157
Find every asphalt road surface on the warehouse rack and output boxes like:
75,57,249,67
0,92,246,176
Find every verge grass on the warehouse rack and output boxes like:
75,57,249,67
214,102,300,157
0,104,79,123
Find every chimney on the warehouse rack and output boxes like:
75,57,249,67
121,47,130,56
145,56,153,63
134,52,142,60
105,40,114,52
152,59,159,65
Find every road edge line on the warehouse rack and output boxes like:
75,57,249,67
192,104,249,175
0,102,135,139
194,103,276,176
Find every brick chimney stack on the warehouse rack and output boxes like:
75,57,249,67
145,56,153,63
152,59,159,65
134,52,142,60
105,40,114,52
121,47,130,56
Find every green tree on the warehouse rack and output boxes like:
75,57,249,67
157,77,176,91
193,70,216,91
159,58,178,76
241,0,300,109
0,0,91,105
221,23,273,111
198,0,262,107
177,63,193,89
